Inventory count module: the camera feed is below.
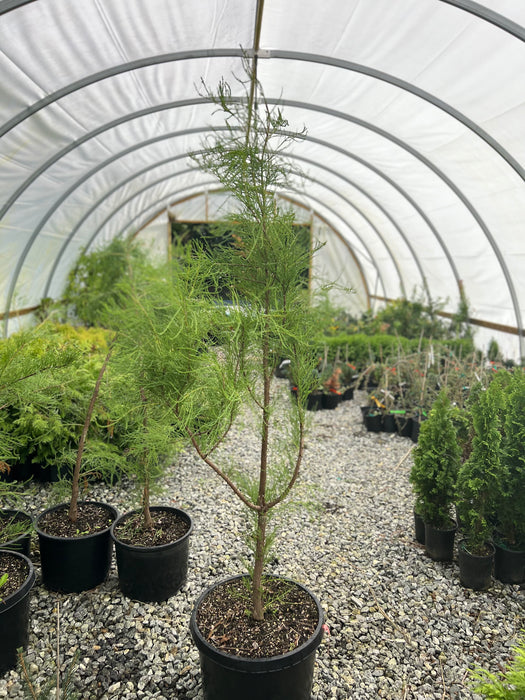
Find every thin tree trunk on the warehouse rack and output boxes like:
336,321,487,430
140,387,154,530
251,300,271,621
251,509,267,621
69,343,114,523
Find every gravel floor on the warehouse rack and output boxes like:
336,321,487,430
1,383,523,699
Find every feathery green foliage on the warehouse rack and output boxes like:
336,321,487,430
470,630,525,699
410,390,461,527
456,377,505,553
495,370,525,548
109,61,321,621
63,237,146,328
188,61,322,620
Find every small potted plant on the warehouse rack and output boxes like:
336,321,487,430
455,378,503,589
0,324,82,554
321,364,343,409
107,301,194,602
185,66,325,699
35,344,120,593
492,370,525,584
126,64,326,699
0,548,36,674
0,494,33,557
409,390,461,561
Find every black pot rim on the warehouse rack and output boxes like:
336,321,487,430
0,549,36,614
0,509,33,546
493,536,525,553
458,538,495,558
35,501,118,542
190,574,324,672
110,505,193,553
424,519,457,533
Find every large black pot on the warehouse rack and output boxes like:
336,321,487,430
0,509,33,557
0,550,35,674
424,521,457,561
494,540,525,584
458,540,495,590
190,575,324,700
413,511,425,545
111,506,193,603
36,501,117,593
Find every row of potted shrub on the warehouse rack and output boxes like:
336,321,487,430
1,69,327,700
410,369,525,590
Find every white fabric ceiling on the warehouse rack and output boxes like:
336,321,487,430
0,0,524,359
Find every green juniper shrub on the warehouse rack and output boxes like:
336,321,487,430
0,323,79,476
494,369,525,549
456,377,506,554
409,390,461,527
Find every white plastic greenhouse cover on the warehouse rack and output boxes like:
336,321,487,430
0,0,524,359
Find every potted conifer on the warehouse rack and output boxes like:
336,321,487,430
124,64,325,699
0,548,35,674
186,64,326,700
107,289,194,603
492,370,525,584
455,379,503,590
35,344,119,593
0,324,81,556
409,390,461,561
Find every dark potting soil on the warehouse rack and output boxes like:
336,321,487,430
38,503,114,538
113,509,189,547
196,577,319,658
0,551,28,598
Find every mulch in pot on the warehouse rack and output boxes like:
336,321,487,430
113,509,190,547
196,577,319,658
0,551,28,597
38,503,114,538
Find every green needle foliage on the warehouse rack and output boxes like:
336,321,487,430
495,370,525,548
470,630,525,699
110,60,321,621
189,62,322,621
456,377,505,554
409,390,461,528
63,237,146,328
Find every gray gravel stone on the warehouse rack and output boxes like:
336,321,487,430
1,382,523,699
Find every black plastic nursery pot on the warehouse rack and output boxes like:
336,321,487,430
424,521,457,562
36,501,118,593
381,412,396,433
306,391,323,411
458,540,495,590
494,541,525,585
413,511,425,545
111,506,193,603
342,386,354,401
394,413,413,438
364,412,382,432
321,391,342,410
0,550,36,674
0,509,33,557
190,575,324,700
411,417,423,443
